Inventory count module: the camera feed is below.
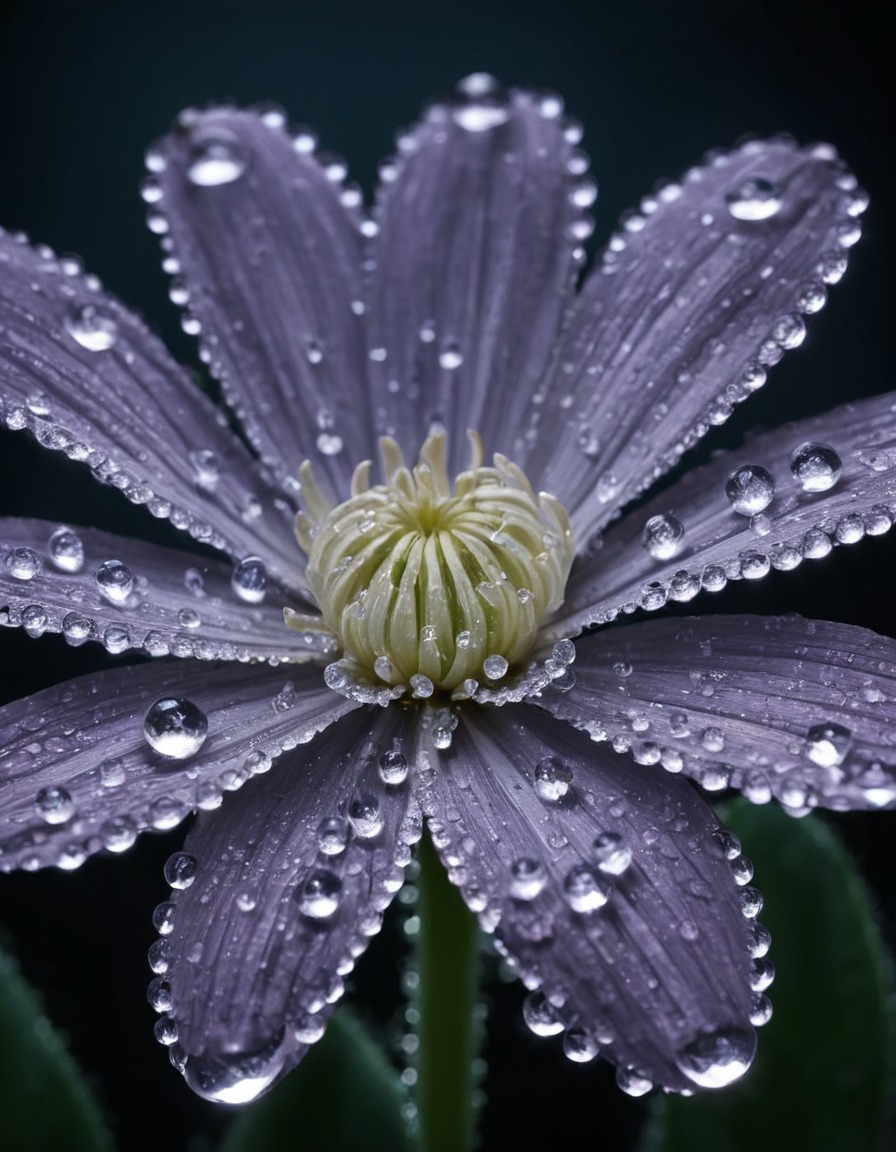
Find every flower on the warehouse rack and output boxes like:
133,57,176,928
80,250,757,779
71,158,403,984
0,73,894,1107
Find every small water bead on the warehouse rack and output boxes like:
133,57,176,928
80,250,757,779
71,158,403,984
789,442,842,493
438,342,464,370
616,1068,653,1097
65,303,118,351
805,722,852,767
522,991,565,1037
348,794,384,839
592,831,632,876
534,756,573,801
725,177,782,221
296,869,342,919
563,1029,599,1063
48,527,85,573
482,654,509,681
189,449,221,488
379,749,409,785
144,697,209,759
452,73,510,132
35,785,74,825
725,465,775,515
740,886,764,919
509,857,546,901
676,1026,756,1089
100,758,127,788
147,977,173,1014
153,901,177,935
730,855,754,885
749,993,773,1027
187,128,247,186
231,556,268,604
154,1017,179,1046
100,815,138,852
177,607,201,629
749,923,772,959
163,851,198,890
95,559,135,603
5,546,40,580
316,816,349,856
295,1014,327,1045
563,864,609,912
21,605,48,637
713,829,741,860
410,674,434,699
641,512,685,560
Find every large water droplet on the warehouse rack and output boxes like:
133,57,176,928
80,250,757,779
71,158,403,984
592,831,632,876
95,559,135,603
187,128,247,186
534,755,573,801
725,178,782,221
163,851,198,889
676,1025,756,1088
509,857,546,901
231,556,268,604
144,697,208,759
35,785,74,825
316,816,349,856
48,527,85,573
183,1031,287,1104
297,869,342,919
563,864,609,912
348,794,384,839
5,546,40,580
725,465,775,515
805,722,852,767
522,990,565,1036
641,512,685,560
65,303,118,351
789,442,842,493
378,750,409,786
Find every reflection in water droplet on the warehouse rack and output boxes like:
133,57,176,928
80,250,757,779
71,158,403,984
183,1031,287,1104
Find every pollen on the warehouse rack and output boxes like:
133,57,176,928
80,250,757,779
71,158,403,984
290,429,575,693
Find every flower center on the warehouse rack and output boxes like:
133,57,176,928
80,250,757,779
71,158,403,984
290,430,574,694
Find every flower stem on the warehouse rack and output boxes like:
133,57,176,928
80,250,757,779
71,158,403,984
414,832,481,1152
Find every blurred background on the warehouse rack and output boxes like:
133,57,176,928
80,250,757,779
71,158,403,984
0,1,892,1149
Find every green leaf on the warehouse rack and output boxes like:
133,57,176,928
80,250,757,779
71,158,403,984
219,1009,415,1152
644,801,895,1152
0,944,114,1152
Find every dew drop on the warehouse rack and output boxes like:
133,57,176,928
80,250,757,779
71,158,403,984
616,1067,653,1097
316,432,343,456
183,1032,287,1105
534,755,573,801
379,749,409,785
592,831,632,876
65,303,118,351
725,177,782,221
522,990,564,1037
482,654,509,681
163,851,198,889
231,556,268,604
563,1028,599,1063
35,785,74,825
724,464,775,515
805,722,852,767
296,869,342,919
95,559,135,603
144,697,208,759
789,442,842,493
509,857,546,901
641,512,685,560
348,793,384,839
563,864,609,912
676,1026,756,1088
48,527,85,573
438,342,464,370
21,605,48,637
187,128,247,186
316,816,349,856
452,74,510,131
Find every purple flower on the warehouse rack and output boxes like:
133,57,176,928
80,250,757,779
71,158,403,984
0,74,893,1106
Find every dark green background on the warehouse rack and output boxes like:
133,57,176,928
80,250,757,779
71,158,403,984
0,2,892,1149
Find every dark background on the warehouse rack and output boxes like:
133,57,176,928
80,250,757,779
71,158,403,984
0,2,892,1150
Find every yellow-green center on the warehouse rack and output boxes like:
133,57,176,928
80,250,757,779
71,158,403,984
290,430,574,694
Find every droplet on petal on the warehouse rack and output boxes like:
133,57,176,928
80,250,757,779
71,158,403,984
187,127,247,186
725,465,775,515
725,177,782,221
144,697,208,759
676,1026,757,1088
789,442,842,493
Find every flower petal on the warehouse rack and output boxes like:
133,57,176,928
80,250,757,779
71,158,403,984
0,229,303,584
366,77,588,475
537,615,896,812
157,706,421,1104
553,391,895,632
526,138,866,540
153,107,370,498
417,704,757,1093
0,518,330,662
0,661,356,872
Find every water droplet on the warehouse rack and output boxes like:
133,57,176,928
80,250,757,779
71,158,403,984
534,756,573,801
144,697,208,759
522,990,565,1037
21,605,48,637
805,722,852,767
438,342,463,370
48,527,85,573
592,831,632,875
509,857,546,901
187,128,247,186
183,1032,287,1105
316,432,343,455
725,177,782,221
616,1067,653,1097
189,449,220,488
725,464,775,515
563,864,609,912
65,303,118,351
177,607,201,630
5,546,40,580
379,750,408,785
410,674,434,699
453,74,510,131
348,794,384,839
676,1026,756,1088
231,556,268,604
35,785,74,825
100,815,138,852
563,1028,599,1063
95,559,135,603
641,512,685,560
163,851,198,889
789,442,842,493
296,869,342,919
482,654,509,681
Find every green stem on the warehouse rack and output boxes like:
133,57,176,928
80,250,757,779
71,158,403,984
414,832,481,1152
